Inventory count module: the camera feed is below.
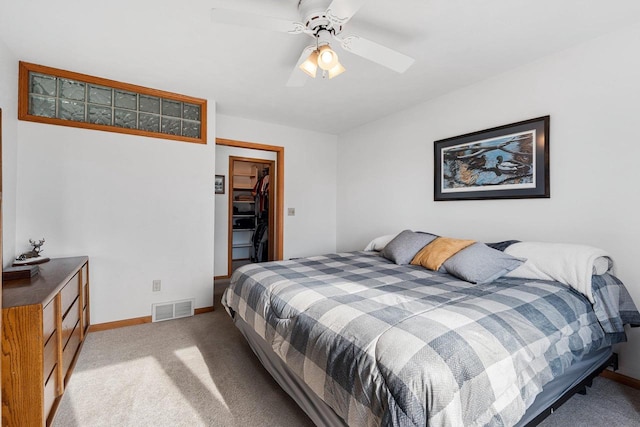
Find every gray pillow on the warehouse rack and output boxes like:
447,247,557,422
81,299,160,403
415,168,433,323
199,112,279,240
441,242,525,284
381,230,438,265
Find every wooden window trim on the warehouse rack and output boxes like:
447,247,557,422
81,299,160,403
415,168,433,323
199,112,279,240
18,61,207,144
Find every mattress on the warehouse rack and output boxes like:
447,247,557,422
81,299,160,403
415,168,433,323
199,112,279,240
222,251,638,426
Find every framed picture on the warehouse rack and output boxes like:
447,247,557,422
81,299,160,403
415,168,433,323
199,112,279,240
434,116,550,201
214,175,225,194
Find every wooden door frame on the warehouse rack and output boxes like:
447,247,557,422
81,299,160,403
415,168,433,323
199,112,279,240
216,138,284,277
1,108,3,407
228,156,276,276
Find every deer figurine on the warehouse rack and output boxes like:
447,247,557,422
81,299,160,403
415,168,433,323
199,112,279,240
16,238,46,261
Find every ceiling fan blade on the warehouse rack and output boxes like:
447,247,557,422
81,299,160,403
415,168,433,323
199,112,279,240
338,35,415,73
286,46,315,87
326,0,368,26
211,8,306,34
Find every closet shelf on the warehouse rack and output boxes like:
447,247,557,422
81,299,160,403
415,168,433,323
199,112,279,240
230,158,270,270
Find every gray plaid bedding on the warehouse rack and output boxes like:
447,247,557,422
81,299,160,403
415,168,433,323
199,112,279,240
222,252,639,426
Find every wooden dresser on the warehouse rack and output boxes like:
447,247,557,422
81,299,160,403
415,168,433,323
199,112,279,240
1,257,90,426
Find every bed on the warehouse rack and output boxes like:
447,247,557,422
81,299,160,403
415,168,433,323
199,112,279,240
222,232,640,426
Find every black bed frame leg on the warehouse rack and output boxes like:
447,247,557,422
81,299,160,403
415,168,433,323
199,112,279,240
610,353,619,371
577,386,587,395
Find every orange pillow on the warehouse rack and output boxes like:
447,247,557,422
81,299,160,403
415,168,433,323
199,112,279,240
411,237,476,271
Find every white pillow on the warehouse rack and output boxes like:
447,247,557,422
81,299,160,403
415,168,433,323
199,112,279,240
364,233,399,251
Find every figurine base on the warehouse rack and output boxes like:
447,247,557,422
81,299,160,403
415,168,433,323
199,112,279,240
13,256,50,266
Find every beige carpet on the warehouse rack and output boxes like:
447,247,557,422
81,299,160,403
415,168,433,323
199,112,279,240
54,294,640,427
53,300,313,427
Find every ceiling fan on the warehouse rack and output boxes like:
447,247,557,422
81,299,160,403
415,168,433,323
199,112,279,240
211,0,415,86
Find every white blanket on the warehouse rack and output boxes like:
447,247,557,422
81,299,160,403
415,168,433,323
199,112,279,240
505,242,611,303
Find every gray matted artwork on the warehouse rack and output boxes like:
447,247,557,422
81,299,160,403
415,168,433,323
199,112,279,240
434,116,550,200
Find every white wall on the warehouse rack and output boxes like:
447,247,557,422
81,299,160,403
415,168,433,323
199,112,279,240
216,115,338,268
214,145,276,276
336,23,640,379
16,104,216,324
0,39,18,267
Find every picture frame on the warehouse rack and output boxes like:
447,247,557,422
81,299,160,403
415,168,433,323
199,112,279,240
214,175,225,194
434,116,550,201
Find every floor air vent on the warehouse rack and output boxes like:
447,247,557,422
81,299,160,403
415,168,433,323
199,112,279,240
152,298,195,322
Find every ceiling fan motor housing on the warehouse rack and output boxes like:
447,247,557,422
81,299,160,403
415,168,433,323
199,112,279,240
298,0,343,37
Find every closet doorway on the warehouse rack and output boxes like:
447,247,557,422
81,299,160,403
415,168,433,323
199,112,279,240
215,137,284,279
228,157,275,273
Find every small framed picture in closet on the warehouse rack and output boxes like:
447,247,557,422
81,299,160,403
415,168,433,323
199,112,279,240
214,175,225,194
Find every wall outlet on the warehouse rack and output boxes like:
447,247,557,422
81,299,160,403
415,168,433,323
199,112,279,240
152,280,161,292
288,208,295,216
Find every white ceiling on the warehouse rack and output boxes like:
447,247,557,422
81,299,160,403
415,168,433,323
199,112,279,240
2,0,640,135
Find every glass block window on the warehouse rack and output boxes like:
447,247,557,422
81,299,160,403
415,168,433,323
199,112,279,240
19,62,207,144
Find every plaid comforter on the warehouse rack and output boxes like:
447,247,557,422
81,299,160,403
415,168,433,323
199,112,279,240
222,252,638,426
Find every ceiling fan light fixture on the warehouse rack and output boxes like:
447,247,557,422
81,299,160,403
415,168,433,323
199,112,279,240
327,62,346,79
299,50,319,77
317,45,339,70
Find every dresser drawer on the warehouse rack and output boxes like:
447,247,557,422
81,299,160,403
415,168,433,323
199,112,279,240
44,368,58,422
60,272,80,317
81,263,88,285
62,321,81,383
61,298,79,349
43,299,56,344
83,283,88,309
83,307,89,333
43,330,58,382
